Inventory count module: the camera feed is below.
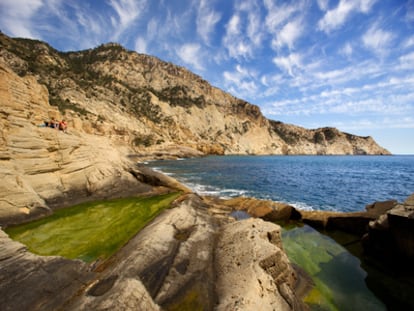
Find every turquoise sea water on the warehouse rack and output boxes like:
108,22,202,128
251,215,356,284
147,155,414,212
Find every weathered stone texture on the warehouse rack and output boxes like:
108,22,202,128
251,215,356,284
215,218,306,311
0,230,94,311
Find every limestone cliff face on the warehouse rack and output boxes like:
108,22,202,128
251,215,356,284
0,62,181,224
0,33,390,156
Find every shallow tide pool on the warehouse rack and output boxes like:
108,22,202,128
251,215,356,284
6,192,181,262
282,225,386,311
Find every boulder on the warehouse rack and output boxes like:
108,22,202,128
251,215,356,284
215,218,307,311
364,193,414,264
298,200,395,236
217,196,300,221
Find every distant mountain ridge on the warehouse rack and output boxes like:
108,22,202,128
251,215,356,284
0,32,390,155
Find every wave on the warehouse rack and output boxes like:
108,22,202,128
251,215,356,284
186,182,247,199
149,166,319,209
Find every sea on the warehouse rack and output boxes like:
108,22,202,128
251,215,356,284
146,155,414,212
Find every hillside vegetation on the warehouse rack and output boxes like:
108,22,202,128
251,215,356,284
0,32,389,156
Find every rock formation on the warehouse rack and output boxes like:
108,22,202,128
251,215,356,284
363,193,414,263
0,31,396,310
0,194,309,311
0,31,390,226
0,32,390,159
0,60,190,224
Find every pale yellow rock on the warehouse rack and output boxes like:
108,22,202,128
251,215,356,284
0,61,151,224
215,218,304,311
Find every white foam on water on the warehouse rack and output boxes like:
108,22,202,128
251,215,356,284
289,201,315,211
185,182,246,199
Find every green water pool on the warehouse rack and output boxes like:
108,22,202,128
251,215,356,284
6,192,181,262
282,224,386,311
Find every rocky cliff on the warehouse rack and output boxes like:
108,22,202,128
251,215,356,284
0,32,403,311
0,60,189,224
0,32,389,156
0,58,311,309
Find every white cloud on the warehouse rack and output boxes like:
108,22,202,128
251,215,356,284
358,0,377,13
405,0,414,22
340,42,353,57
223,65,259,98
314,67,350,81
362,23,394,54
177,43,204,70
273,53,302,76
273,18,303,50
317,0,330,11
264,0,298,32
318,0,377,33
108,0,147,40
196,0,221,45
333,116,414,132
266,74,414,120
318,0,355,32
226,14,241,36
399,51,414,69
0,0,43,38
76,10,101,35
134,36,147,53
223,13,255,60
308,60,384,89
402,35,414,49
147,18,159,37
246,7,264,46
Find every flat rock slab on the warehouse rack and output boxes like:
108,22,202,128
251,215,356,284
0,230,94,311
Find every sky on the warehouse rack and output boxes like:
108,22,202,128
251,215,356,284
1,0,413,154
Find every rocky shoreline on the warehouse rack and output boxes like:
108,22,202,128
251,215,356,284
1,158,413,310
0,33,412,310
0,189,308,310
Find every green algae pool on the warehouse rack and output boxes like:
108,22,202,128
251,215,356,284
6,192,181,263
282,224,386,311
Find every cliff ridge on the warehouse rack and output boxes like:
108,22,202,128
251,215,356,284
0,33,390,157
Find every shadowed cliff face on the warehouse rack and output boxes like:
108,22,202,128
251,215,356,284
0,32,390,156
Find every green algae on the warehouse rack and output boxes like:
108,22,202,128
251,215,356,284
6,192,181,262
164,289,204,311
282,225,386,311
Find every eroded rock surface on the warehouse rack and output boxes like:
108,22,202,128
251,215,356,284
0,194,310,310
0,32,390,156
215,218,304,311
0,230,94,311
0,62,186,226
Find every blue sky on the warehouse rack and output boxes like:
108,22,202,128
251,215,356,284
1,0,413,154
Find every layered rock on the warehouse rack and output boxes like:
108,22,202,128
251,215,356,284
0,194,309,311
0,32,390,157
0,61,186,225
0,31,394,311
